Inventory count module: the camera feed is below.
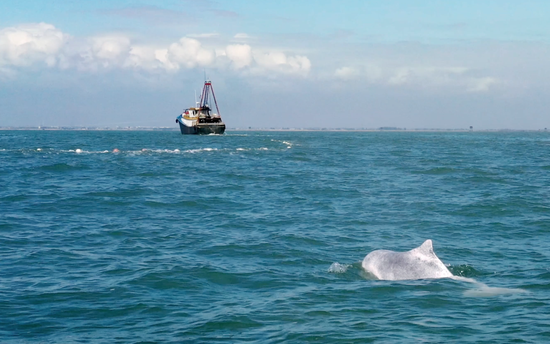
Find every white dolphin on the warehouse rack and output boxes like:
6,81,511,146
362,239,453,281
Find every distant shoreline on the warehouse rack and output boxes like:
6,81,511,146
0,127,548,132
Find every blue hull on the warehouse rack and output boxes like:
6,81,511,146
177,120,225,135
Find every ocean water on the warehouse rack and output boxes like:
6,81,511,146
1,130,549,343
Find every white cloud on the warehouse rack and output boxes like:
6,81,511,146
165,37,214,69
386,66,500,92
124,45,161,69
56,35,133,71
92,35,131,61
0,23,66,67
225,44,253,69
467,76,499,92
333,63,497,92
233,33,250,39
387,66,469,86
0,22,312,77
335,67,359,79
254,51,311,75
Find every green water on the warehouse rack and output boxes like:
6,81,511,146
1,130,549,343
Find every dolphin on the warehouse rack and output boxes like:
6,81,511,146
362,240,453,281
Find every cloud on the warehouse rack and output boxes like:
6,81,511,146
164,37,214,69
123,45,160,69
55,34,133,71
467,76,499,92
225,44,253,69
0,23,311,77
254,51,311,75
386,66,499,92
334,63,497,92
234,33,250,39
387,66,469,86
92,35,131,61
0,23,67,67
335,67,359,79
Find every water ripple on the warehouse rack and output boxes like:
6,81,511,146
1,130,549,343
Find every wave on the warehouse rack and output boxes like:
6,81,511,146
271,139,294,149
1,147,276,155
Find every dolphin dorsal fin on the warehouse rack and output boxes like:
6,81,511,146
415,239,434,256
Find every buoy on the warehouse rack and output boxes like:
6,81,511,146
113,148,120,153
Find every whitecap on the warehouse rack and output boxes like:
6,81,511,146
185,148,218,153
270,139,294,149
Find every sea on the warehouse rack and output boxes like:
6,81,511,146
1,129,549,343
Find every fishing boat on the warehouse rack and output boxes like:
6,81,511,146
175,80,226,135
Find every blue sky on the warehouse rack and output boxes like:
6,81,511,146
1,0,550,129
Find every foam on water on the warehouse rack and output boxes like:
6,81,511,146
452,276,528,297
5,146,276,156
65,149,110,154
271,139,294,148
185,147,218,153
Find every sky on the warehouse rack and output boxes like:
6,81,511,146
1,0,549,129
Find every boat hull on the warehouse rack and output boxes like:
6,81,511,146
177,119,225,135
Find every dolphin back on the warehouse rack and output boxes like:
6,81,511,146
362,240,453,281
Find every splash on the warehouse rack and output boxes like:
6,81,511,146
328,262,350,274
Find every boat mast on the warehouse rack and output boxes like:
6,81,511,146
199,80,221,116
